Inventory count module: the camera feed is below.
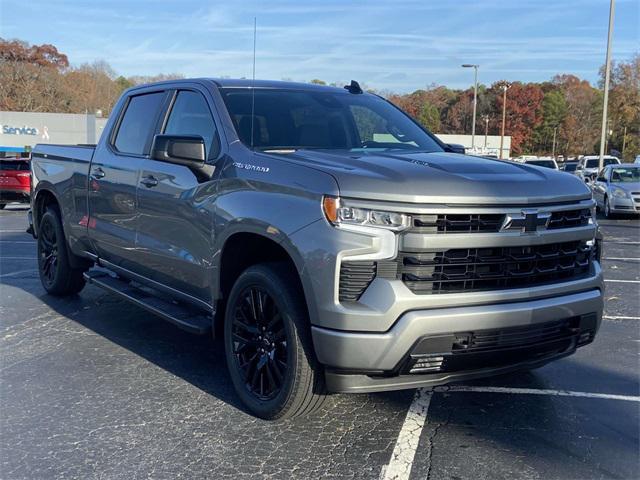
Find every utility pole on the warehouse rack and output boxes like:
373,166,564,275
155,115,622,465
622,125,627,158
483,115,489,148
462,64,479,149
599,0,615,171
552,127,557,159
499,83,510,159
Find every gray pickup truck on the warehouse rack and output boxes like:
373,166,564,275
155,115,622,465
29,78,604,419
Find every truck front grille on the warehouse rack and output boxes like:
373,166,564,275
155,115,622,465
409,208,591,234
397,241,592,294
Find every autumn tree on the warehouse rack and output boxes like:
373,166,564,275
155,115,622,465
604,55,640,161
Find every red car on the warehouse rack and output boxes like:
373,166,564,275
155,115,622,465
0,158,31,209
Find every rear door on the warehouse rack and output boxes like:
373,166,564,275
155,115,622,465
134,88,221,303
88,90,166,271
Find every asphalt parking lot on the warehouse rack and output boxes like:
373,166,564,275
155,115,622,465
1,204,638,480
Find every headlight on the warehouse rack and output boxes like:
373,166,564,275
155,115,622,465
323,196,411,231
612,187,628,198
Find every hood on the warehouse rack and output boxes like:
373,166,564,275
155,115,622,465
271,150,592,205
611,182,640,192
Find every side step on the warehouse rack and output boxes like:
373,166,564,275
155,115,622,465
84,270,212,335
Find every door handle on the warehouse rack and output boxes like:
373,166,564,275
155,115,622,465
140,175,158,188
92,167,105,179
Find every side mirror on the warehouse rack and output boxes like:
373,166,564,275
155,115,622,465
151,134,206,167
445,143,466,155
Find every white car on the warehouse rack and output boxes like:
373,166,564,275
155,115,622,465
576,155,620,183
634,155,640,164
524,158,559,169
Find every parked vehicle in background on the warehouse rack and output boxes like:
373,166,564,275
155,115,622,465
525,158,559,170
0,157,31,209
563,161,579,173
592,164,640,218
513,155,538,163
576,155,621,183
28,78,604,419
634,155,640,164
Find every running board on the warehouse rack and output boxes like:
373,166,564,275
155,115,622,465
84,270,211,335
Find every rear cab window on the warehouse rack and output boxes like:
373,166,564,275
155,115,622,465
113,92,165,155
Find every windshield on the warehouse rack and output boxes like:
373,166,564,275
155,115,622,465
610,167,640,183
527,160,556,168
586,158,618,168
220,88,444,153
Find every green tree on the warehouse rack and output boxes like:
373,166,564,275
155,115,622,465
533,89,567,154
418,102,440,131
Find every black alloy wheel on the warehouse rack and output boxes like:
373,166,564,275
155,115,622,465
36,206,87,296
230,286,288,400
224,263,327,420
38,214,59,288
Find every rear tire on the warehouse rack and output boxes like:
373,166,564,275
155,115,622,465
37,206,87,296
224,263,327,420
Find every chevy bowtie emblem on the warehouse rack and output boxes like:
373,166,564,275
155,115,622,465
500,209,551,233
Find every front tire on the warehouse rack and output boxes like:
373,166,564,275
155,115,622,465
224,263,327,420
37,206,87,296
604,196,615,219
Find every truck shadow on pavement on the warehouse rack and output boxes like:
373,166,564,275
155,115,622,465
2,273,638,478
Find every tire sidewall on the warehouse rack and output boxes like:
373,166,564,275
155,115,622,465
223,265,301,419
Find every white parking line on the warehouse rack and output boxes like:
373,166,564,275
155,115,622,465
605,279,640,284
604,315,640,320
603,257,640,261
381,389,432,480
382,385,640,479
605,241,640,245
0,230,29,233
0,241,35,244
0,257,37,260
437,386,640,402
0,269,37,278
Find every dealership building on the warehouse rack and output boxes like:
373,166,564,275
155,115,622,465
0,111,511,158
0,111,108,157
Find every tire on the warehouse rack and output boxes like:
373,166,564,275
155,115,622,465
37,206,87,296
604,196,615,219
0,204,6,210
224,263,327,420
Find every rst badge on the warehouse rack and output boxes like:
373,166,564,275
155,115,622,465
500,209,551,233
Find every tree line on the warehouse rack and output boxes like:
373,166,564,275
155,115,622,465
1,38,638,161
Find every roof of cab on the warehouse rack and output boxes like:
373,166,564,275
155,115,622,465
128,77,354,93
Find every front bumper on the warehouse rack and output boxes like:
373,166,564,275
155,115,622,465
314,288,603,393
609,196,640,214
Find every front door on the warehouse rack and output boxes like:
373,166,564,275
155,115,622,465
88,91,166,271
135,89,220,303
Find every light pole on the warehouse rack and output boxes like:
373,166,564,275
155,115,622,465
462,64,479,150
599,0,615,171
552,127,557,159
483,115,489,148
499,83,510,159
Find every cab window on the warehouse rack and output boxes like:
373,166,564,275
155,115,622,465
164,91,219,158
114,92,165,155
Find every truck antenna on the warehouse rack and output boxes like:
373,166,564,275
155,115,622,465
251,17,257,150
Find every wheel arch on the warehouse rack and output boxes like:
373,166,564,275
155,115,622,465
216,230,313,334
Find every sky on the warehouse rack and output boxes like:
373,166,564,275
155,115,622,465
0,0,638,93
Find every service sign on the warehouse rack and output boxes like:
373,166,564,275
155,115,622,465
1,125,39,135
